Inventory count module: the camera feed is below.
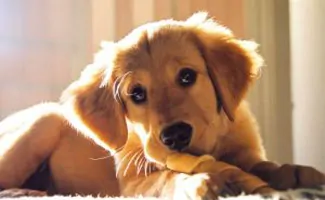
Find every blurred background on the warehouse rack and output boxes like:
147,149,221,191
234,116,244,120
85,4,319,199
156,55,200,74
0,0,324,171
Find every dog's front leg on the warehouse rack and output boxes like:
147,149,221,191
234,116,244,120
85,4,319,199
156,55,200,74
249,161,325,190
0,103,63,190
225,105,325,190
225,142,325,190
166,153,275,196
233,149,325,190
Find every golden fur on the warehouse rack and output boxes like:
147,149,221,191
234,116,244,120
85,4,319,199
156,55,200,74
0,12,324,199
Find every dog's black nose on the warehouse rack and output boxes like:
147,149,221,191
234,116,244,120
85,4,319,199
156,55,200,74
160,122,193,151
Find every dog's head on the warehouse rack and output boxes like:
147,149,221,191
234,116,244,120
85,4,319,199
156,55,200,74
61,12,263,165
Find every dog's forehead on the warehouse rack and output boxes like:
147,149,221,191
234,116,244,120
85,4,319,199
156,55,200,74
116,25,205,75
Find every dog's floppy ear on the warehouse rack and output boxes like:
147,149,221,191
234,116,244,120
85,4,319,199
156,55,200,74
187,12,263,121
60,43,127,153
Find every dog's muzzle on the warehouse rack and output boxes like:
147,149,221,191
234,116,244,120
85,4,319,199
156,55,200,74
160,121,192,151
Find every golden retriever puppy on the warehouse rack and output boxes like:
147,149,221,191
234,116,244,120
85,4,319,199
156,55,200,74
97,12,323,197
0,12,324,199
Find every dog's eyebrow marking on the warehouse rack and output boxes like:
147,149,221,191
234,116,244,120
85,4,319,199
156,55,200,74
172,55,189,65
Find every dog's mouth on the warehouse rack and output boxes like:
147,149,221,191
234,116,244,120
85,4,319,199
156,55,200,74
142,142,208,173
135,119,218,170
142,135,196,169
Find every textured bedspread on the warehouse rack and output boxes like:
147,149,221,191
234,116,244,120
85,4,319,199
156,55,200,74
1,186,324,200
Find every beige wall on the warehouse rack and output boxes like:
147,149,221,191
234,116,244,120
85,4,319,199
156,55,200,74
290,0,325,171
0,0,93,118
92,0,245,46
244,0,293,164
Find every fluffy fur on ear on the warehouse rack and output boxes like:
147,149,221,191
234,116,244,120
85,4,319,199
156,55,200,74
60,43,127,153
188,12,264,121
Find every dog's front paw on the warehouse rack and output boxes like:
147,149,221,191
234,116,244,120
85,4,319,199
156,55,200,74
174,173,219,200
0,188,47,198
269,164,325,190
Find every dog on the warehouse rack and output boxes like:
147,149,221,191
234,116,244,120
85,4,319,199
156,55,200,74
0,12,324,199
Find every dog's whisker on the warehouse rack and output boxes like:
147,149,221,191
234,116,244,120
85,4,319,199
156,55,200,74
92,144,126,161
134,150,144,169
123,148,141,177
122,154,136,177
89,154,111,161
143,158,154,177
137,156,144,175
136,159,142,176
114,146,127,157
138,156,146,176
114,143,128,154
116,150,134,177
137,154,147,176
133,149,144,176
144,160,149,177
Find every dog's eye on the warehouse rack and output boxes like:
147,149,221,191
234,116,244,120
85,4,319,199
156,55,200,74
178,68,197,87
130,85,147,104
